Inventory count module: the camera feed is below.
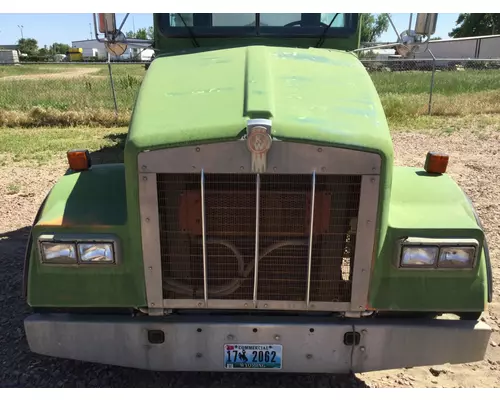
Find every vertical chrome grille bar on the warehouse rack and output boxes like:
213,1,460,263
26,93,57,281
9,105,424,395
201,169,208,305
306,170,316,308
253,173,261,306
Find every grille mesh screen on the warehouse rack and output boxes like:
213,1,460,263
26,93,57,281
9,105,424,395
157,173,361,304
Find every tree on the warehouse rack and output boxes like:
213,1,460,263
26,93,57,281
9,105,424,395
360,13,390,43
126,27,153,40
449,13,500,37
17,38,38,55
38,46,49,56
50,42,70,54
431,36,442,40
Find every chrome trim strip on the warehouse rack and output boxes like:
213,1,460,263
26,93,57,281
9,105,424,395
201,169,208,305
247,118,273,129
138,172,163,316
162,299,351,312
253,174,261,307
138,141,381,175
306,170,316,308
350,175,380,311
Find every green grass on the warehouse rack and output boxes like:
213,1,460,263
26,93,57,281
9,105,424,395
0,64,144,115
0,63,500,128
371,70,500,95
0,76,142,112
370,69,500,123
6,183,20,194
0,127,126,164
90,64,146,78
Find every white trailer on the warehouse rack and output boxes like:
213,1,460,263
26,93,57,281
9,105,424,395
128,47,154,61
413,34,500,60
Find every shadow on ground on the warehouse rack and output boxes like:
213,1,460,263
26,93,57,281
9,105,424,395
0,133,372,388
90,132,127,165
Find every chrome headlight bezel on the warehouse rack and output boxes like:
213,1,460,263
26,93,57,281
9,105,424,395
37,234,119,266
396,237,480,270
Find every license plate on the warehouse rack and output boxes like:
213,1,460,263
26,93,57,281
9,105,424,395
224,344,282,370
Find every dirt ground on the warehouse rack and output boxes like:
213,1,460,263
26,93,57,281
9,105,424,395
0,130,498,387
0,68,101,81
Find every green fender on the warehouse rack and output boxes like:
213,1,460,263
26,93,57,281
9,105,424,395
24,164,146,308
464,192,493,303
369,166,492,312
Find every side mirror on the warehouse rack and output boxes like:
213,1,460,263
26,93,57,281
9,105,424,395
98,13,117,35
414,13,438,37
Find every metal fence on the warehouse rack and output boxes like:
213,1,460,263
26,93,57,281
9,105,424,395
359,57,500,116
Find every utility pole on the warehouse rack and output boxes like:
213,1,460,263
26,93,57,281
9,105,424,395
89,23,92,40
18,25,24,39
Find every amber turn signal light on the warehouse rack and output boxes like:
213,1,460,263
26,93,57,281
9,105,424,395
424,151,449,174
67,150,91,172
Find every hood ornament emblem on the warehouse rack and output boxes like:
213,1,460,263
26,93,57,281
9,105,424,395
246,119,272,173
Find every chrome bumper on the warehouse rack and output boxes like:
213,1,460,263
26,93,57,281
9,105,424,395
24,314,492,373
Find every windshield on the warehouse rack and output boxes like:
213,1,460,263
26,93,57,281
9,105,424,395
158,13,358,38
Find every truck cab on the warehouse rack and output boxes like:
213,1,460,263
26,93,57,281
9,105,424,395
23,13,492,373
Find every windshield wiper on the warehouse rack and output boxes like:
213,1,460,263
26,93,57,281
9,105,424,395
177,13,200,48
315,13,340,48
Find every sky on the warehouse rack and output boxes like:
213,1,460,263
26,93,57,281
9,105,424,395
0,13,459,47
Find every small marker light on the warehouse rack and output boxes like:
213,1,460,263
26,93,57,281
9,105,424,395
424,151,449,174
67,149,91,172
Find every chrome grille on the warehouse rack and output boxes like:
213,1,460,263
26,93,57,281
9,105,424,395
157,173,361,305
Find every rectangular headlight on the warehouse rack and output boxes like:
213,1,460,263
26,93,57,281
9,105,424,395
398,238,480,270
77,243,114,263
438,247,475,269
40,242,77,264
401,246,438,267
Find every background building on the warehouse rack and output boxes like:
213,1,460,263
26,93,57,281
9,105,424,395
71,39,154,61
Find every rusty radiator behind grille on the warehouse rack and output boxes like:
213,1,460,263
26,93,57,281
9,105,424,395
157,173,361,305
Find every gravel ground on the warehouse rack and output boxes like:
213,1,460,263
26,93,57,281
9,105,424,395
0,131,499,387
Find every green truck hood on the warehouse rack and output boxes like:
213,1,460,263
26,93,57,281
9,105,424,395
127,45,393,160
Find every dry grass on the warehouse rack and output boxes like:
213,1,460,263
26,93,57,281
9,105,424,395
388,112,500,134
0,65,67,78
0,107,130,128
